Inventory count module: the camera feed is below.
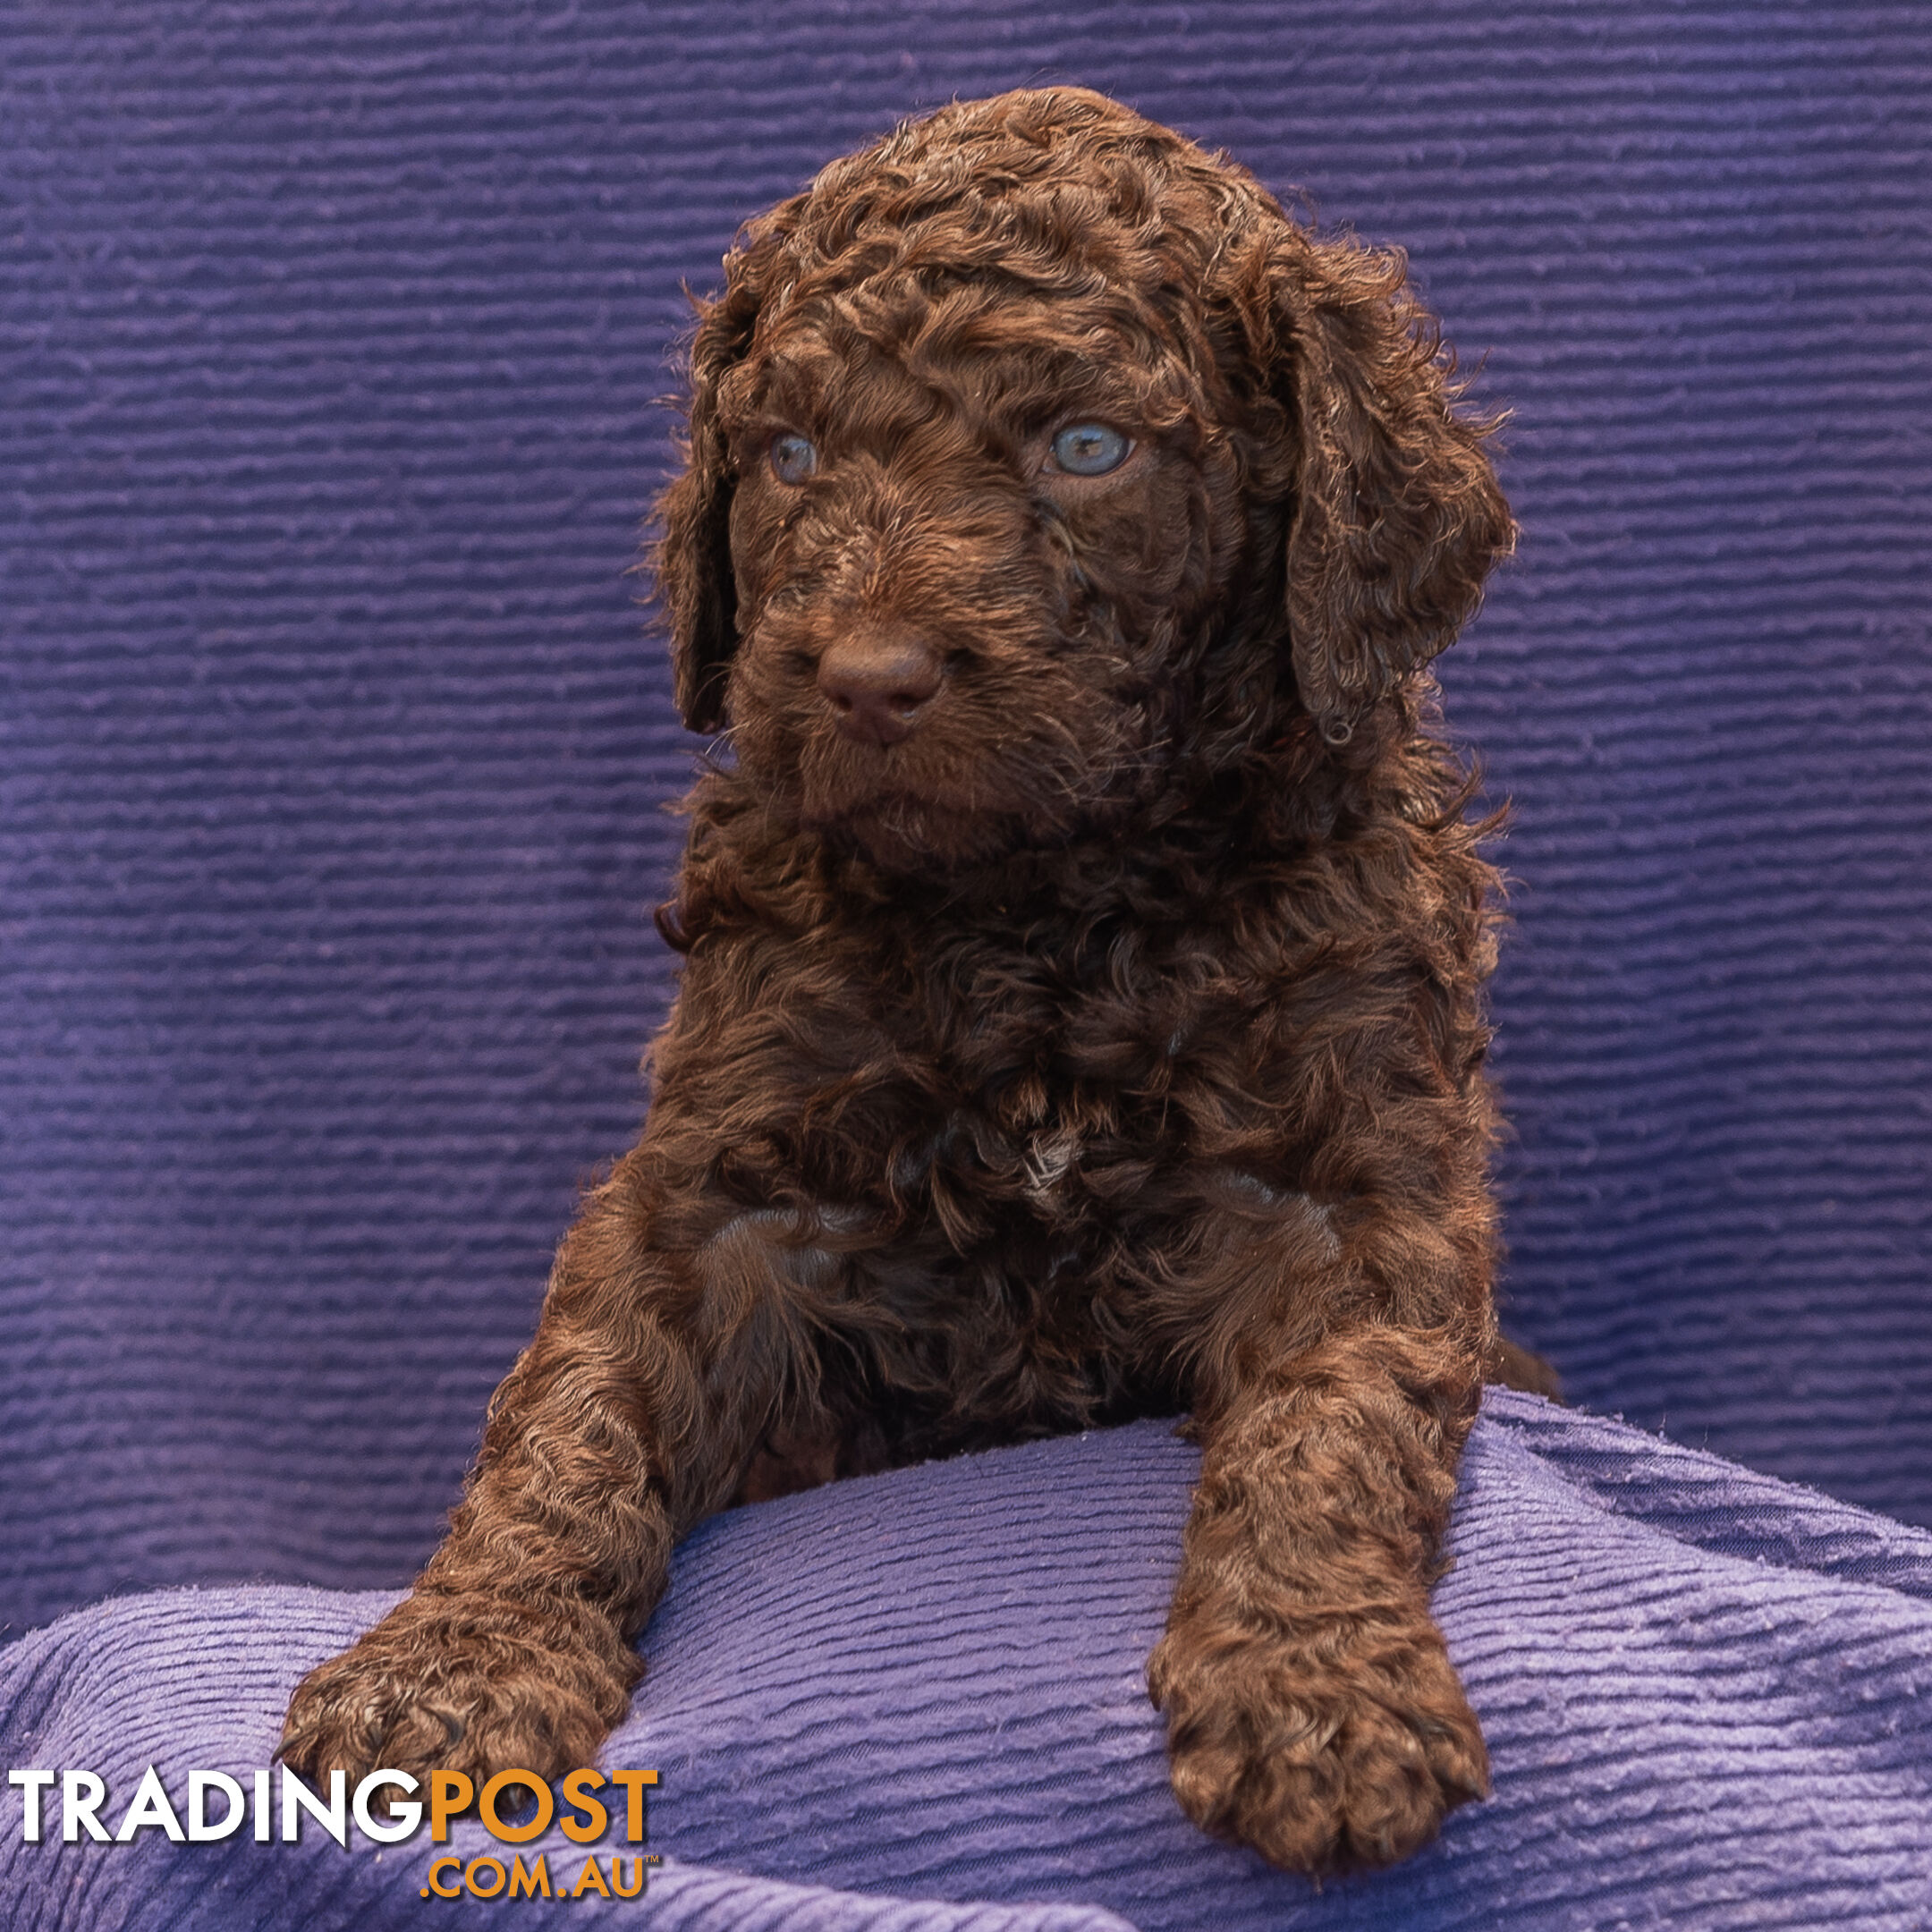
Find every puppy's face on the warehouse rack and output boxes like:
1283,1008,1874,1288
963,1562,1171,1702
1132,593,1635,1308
714,284,1246,870
657,89,1514,877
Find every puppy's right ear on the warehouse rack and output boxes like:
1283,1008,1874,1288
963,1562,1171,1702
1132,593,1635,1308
652,215,793,734
1242,220,1513,741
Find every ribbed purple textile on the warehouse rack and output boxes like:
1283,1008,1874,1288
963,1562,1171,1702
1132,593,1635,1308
4,1396,1929,1930
3,0,1929,1662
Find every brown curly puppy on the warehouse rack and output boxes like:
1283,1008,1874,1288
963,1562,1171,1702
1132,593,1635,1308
281,86,1521,1875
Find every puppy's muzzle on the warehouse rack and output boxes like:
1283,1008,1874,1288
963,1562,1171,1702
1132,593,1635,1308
818,627,944,747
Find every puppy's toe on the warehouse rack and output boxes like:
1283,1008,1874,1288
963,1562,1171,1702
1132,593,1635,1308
278,1648,427,1787
1326,1681,1487,1868
1150,1618,1487,1874
279,1596,640,1788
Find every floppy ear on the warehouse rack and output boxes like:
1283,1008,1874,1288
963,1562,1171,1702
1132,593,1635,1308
652,213,796,734
1263,228,1514,741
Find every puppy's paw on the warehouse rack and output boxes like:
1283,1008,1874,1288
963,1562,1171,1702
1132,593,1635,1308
1148,1613,1487,1874
278,1590,640,1788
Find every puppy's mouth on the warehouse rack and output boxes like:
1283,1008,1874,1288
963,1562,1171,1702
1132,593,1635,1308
797,792,1042,872
771,699,1162,871
792,751,1088,871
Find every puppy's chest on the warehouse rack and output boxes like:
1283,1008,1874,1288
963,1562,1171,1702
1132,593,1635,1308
934,1071,1123,1228
903,951,1251,1235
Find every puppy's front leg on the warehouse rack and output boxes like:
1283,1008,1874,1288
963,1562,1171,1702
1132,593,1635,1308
279,1149,792,1787
1149,1224,1491,1873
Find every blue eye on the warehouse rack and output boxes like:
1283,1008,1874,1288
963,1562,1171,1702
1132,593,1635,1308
1050,422,1131,476
770,433,817,483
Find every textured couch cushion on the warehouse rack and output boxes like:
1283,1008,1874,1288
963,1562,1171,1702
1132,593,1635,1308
4,1393,1929,1931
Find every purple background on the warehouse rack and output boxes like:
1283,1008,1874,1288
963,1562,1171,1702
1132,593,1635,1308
4,3,1929,1640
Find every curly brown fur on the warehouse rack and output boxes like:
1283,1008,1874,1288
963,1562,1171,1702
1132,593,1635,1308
281,86,1525,1877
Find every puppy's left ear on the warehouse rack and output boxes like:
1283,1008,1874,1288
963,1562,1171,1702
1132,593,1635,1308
1258,226,1514,740
652,209,796,733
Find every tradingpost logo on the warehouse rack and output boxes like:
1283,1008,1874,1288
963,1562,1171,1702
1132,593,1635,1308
8,1763,665,1902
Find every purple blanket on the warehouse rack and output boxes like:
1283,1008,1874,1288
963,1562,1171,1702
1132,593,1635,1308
5,1392,1929,1931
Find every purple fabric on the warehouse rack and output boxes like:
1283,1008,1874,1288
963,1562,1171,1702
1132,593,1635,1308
3,0,1930,1656
4,1394,1930,1930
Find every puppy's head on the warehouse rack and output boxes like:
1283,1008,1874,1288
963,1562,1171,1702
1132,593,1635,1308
654,88,1511,870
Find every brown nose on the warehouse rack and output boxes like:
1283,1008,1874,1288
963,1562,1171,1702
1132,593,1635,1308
816,629,944,746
